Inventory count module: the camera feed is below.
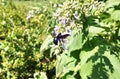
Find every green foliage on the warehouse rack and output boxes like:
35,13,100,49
68,30,82,52
0,0,55,79
0,0,120,79
42,0,120,79
111,10,120,21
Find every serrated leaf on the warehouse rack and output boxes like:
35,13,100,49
104,52,120,79
40,35,53,53
80,46,99,79
56,53,76,78
79,36,109,79
80,43,120,79
80,46,99,67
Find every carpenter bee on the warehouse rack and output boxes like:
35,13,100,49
53,33,70,45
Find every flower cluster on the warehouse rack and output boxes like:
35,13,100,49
26,7,41,20
53,26,71,50
53,0,104,27
52,0,104,50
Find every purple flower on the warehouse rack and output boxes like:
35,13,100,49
58,17,68,25
53,26,60,37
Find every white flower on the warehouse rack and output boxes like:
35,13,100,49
54,25,60,31
89,4,95,11
72,1,78,6
65,26,71,34
53,4,57,7
26,10,34,20
53,8,62,17
73,11,79,19
2,21,6,25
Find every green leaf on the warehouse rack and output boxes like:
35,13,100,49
105,0,120,9
40,35,53,53
80,46,99,79
68,31,82,52
56,55,63,78
111,10,120,21
89,26,104,37
79,43,120,79
119,29,120,36
56,53,77,78
104,52,120,79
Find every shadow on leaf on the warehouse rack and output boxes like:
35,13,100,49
85,36,114,79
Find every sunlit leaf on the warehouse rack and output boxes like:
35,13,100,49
56,55,63,78
56,53,76,78
111,10,120,21
68,30,82,52
80,46,99,79
89,26,104,37
40,72,48,79
40,35,53,53
105,0,120,9
104,52,120,79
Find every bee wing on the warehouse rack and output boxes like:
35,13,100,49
60,33,70,39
